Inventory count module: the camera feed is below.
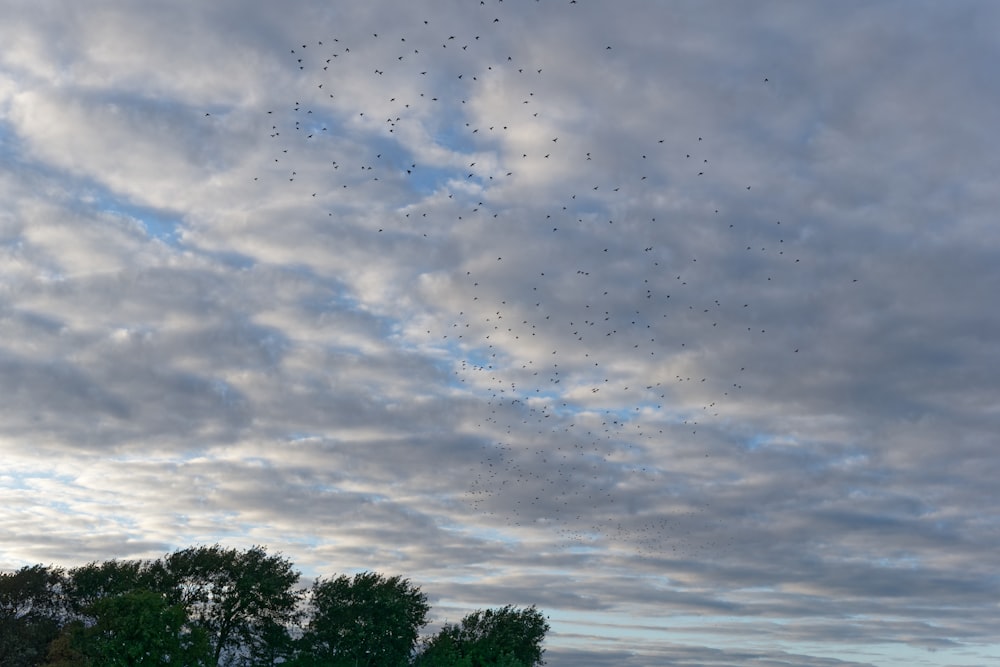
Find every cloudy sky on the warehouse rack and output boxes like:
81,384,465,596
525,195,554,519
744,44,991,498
2,1,999,665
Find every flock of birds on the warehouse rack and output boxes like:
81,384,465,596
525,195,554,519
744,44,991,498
246,1,839,558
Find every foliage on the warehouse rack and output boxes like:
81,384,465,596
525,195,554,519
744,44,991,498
0,547,547,667
164,544,303,667
0,565,66,667
296,571,430,667
54,590,211,666
41,621,89,667
415,606,549,667
65,559,172,615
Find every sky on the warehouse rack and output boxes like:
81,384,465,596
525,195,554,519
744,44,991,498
1,1,999,665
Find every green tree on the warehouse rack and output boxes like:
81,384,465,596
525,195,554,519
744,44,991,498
65,559,171,615
41,621,88,667
164,545,303,667
0,564,66,667
416,606,549,667
296,571,429,667
64,590,211,666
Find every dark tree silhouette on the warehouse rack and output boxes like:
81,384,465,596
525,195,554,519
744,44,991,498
415,605,549,667
51,589,212,666
2,548,545,667
0,565,65,667
165,544,303,667
65,559,171,615
295,571,430,666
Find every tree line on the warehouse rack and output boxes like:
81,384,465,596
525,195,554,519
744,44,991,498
0,544,549,666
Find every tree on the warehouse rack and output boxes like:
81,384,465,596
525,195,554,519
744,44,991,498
65,559,171,616
296,571,430,667
416,606,549,667
164,545,303,667
0,564,66,667
41,621,88,667
4,547,545,667
56,590,211,666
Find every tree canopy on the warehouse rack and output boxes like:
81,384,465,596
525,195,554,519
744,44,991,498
416,605,550,667
1,565,65,667
56,589,212,667
0,546,548,667
165,545,303,666
296,571,430,666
